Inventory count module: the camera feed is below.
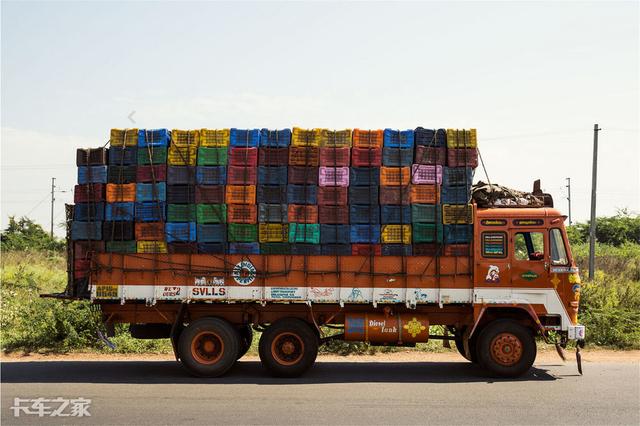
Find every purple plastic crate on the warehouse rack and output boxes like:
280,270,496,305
411,164,443,184
318,167,349,187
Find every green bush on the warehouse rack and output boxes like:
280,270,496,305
1,216,64,252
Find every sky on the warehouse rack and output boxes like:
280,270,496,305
1,1,639,236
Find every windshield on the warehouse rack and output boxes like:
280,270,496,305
550,228,569,265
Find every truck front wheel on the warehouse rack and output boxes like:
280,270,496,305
178,317,240,377
477,319,536,377
259,318,318,377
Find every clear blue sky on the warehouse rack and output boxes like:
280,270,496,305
2,1,638,236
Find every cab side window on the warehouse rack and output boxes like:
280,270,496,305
550,228,569,265
514,232,544,261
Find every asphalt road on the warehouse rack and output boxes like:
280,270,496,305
2,358,639,425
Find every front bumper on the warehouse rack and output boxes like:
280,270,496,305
568,324,586,340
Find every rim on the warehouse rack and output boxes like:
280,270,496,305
490,332,523,366
270,332,305,366
191,331,224,365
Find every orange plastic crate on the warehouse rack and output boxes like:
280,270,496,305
352,129,383,148
106,183,136,202
287,204,318,223
135,222,165,241
410,185,439,204
380,166,411,186
227,204,257,224
225,185,256,205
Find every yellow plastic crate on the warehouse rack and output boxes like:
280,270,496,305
172,129,200,146
168,145,197,165
200,129,230,147
381,225,412,244
110,128,138,147
442,204,474,224
136,241,168,253
258,223,289,243
292,127,318,147
446,129,477,148
317,129,352,147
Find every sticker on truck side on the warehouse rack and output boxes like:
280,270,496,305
94,285,120,299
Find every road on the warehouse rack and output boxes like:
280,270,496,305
2,355,639,425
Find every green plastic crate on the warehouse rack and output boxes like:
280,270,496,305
196,204,227,223
412,222,443,243
197,147,228,166
288,223,320,244
228,223,258,242
105,240,137,253
411,204,440,223
138,146,167,165
167,204,196,222
260,243,291,254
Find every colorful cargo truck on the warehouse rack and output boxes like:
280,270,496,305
57,127,586,378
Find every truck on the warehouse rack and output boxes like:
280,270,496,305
56,127,586,379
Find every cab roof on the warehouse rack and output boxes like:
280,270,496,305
476,207,565,219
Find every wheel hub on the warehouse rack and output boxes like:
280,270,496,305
191,331,224,365
490,333,523,366
271,332,304,366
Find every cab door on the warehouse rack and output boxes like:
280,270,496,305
509,227,548,287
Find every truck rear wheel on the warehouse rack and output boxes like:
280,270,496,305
477,319,536,377
259,318,318,377
178,317,240,377
237,325,253,360
454,327,478,363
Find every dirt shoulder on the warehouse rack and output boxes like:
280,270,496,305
2,348,638,363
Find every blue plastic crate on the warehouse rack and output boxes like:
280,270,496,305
166,222,196,242
349,167,380,186
381,244,412,256
382,147,413,167
349,205,380,224
196,224,227,243
441,185,471,204
78,166,108,184
320,225,350,244
196,166,227,185
444,224,473,244
443,167,474,187
414,128,446,147
383,129,414,148
197,243,226,254
138,129,170,147
381,205,411,224
321,244,351,255
257,185,288,204
260,129,291,147
348,186,379,205
135,202,166,222
136,182,167,202
290,244,321,255
230,128,260,147
229,242,260,254
108,147,137,165
350,225,381,244
287,185,317,205
258,166,288,185
167,166,197,185
105,202,135,221
71,221,102,240
74,202,105,221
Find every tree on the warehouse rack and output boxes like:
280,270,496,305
0,216,64,252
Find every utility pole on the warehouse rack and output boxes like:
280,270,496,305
50,177,56,238
588,124,601,281
566,177,572,225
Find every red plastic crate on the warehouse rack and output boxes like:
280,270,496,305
73,259,91,279
228,165,257,185
136,165,167,182
259,148,289,166
287,204,318,223
351,148,382,167
317,186,348,206
74,184,105,203
229,147,258,166
195,185,225,204
228,204,258,224
288,166,318,185
289,147,319,166
319,147,350,167
379,185,411,205
135,222,165,241
447,148,478,167
318,205,349,224
351,244,382,256
415,146,446,165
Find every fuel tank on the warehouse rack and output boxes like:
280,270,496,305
344,312,430,344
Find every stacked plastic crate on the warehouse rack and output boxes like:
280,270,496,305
411,128,445,255
380,129,414,256
225,129,259,251
257,129,291,254
350,129,383,254
288,128,320,255
317,129,351,255
442,129,477,255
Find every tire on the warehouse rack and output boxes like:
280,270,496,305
477,319,537,377
178,317,241,377
455,328,479,363
258,318,318,378
237,325,253,360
